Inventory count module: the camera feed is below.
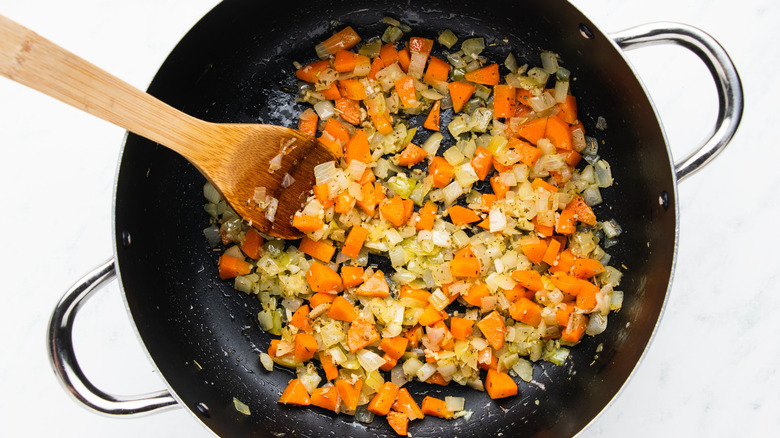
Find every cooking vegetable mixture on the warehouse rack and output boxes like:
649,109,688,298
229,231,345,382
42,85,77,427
202,18,623,435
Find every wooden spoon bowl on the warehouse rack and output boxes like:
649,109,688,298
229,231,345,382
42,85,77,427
0,15,338,239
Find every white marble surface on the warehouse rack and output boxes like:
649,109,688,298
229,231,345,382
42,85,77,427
0,0,776,436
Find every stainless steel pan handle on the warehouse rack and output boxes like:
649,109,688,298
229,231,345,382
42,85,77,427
47,258,179,416
612,22,744,183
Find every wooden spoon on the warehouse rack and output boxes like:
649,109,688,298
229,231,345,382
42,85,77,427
0,15,338,239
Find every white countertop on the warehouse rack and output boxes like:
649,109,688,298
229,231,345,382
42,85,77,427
0,0,776,436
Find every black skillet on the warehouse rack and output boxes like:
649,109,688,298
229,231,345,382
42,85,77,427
47,0,742,436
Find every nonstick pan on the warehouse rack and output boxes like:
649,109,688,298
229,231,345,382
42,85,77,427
47,0,742,436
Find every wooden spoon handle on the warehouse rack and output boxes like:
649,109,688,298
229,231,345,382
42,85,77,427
0,15,209,160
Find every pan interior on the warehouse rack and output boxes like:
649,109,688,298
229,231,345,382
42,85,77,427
114,0,676,436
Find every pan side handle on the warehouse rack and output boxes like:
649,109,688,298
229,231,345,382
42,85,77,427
47,258,179,416
612,22,744,183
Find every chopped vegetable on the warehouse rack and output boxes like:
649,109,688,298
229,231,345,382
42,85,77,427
206,20,623,436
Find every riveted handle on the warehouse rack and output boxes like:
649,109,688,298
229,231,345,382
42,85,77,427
47,258,179,416
612,22,744,183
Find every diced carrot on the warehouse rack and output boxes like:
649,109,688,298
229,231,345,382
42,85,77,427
278,378,311,406
511,269,544,291
573,258,605,279
532,216,554,238
334,191,355,214
423,55,450,85
356,182,377,215
492,157,514,172
542,237,562,266
397,143,427,166
409,36,434,54
309,291,336,309
319,118,349,157
521,239,548,265
462,282,490,307
563,148,582,167
397,48,410,72
315,27,361,58
293,215,324,233
557,94,578,124
550,272,582,296
485,369,518,399
289,305,313,333
392,388,424,420
333,49,369,73
508,137,542,167
310,385,339,412
340,265,365,288
334,97,362,125
448,81,475,113
293,332,318,363
576,280,599,311
379,195,406,227
481,193,498,211
429,156,455,188
555,302,576,327
570,195,597,226
515,88,534,107
531,177,558,193
313,183,334,209
297,108,319,137
556,201,578,235
509,297,543,327
328,296,358,322
369,110,394,135
379,43,398,66
342,225,369,258
478,347,498,370
368,382,400,416
403,324,424,348
355,270,390,297
339,78,368,101
489,175,509,200
516,117,548,145
471,146,493,180
504,284,532,302
423,100,441,131
418,304,447,326
450,257,481,278
335,377,363,412
218,254,252,280
425,372,449,386
357,169,376,187
561,313,588,343
394,75,419,109
545,115,573,150
296,59,330,82
416,201,438,231
240,228,264,260
477,310,506,350
463,63,500,86
347,318,381,353
493,84,516,118
344,129,372,164
305,261,342,293
450,316,474,340
399,285,431,304
549,248,577,274
379,336,409,361
386,411,409,436
448,205,481,225
267,339,281,357
421,396,453,419
300,237,336,263
321,82,342,100
368,56,385,81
